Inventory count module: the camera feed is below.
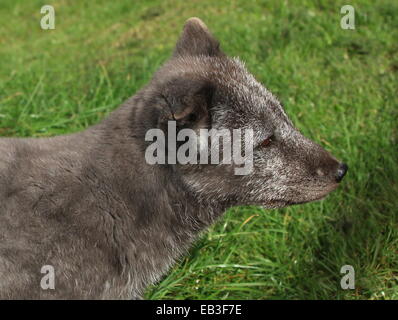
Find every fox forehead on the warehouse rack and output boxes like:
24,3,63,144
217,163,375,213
165,55,293,138
174,55,290,118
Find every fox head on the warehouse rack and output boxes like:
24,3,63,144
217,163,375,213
139,17,347,209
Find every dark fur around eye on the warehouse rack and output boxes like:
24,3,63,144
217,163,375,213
261,136,273,147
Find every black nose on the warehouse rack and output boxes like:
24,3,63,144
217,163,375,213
335,163,348,182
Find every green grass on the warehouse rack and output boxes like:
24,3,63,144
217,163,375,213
0,0,397,299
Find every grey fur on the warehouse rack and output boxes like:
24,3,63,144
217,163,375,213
0,18,346,299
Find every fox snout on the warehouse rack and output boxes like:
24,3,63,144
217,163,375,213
335,163,348,183
315,157,348,184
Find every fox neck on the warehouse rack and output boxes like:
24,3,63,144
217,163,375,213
90,100,229,297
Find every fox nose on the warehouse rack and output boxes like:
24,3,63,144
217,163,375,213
335,163,348,182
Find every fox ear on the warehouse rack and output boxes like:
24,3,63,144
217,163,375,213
173,17,223,57
159,78,214,129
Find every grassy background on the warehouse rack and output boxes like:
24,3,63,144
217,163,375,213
0,0,397,299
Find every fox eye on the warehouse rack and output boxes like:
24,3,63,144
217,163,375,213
261,136,273,147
